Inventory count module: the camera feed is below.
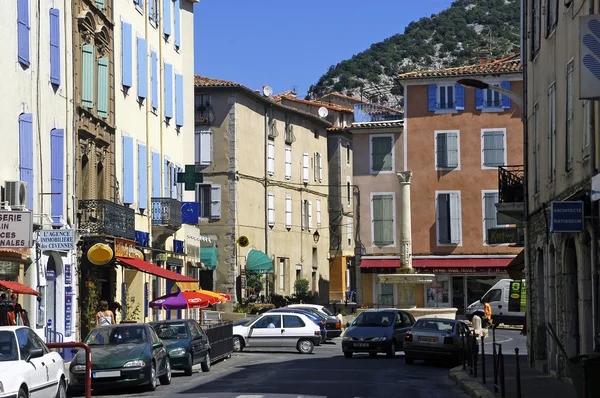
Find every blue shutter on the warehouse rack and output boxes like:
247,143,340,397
96,0,105,9
454,83,464,110
475,89,484,110
163,0,172,37
170,164,177,199
164,63,173,119
122,136,134,204
19,114,34,211
427,84,437,111
137,37,148,99
175,73,184,126
49,9,60,85
81,44,94,108
151,51,158,110
163,159,169,197
149,0,154,23
138,143,148,209
121,22,133,88
152,152,161,197
177,166,183,202
144,282,149,318
50,129,64,223
17,0,30,67
501,81,511,108
97,58,109,118
174,0,181,48
134,0,143,10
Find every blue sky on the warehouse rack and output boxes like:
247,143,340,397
193,0,454,98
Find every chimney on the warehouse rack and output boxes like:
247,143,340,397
478,49,491,64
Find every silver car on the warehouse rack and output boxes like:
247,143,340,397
403,318,470,365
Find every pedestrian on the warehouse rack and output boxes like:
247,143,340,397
483,300,493,328
336,309,345,331
96,300,115,326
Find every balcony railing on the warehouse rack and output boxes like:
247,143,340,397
151,197,182,231
78,199,136,240
353,102,403,123
498,166,524,203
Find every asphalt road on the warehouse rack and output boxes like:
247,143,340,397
72,338,476,398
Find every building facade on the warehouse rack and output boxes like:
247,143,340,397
194,76,332,303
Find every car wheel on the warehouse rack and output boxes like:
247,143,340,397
344,351,353,359
296,339,314,354
405,355,414,364
387,341,396,358
159,358,172,385
18,388,27,398
233,336,244,352
184,353,193,376
55,379,66,398
146,362,157,391
201,352,211,372
369,352,378,358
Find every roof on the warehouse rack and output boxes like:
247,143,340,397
396,54,522,81
317,92,367,104
277,95,354,113
195,75,332,127
350,121,404,130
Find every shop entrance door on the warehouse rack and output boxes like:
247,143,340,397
451,276,465,315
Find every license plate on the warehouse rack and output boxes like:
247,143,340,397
419,337,438,343
354,342,369,347
92,371,121,378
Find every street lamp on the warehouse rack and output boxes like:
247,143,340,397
457,78,523,108
313,230,320,244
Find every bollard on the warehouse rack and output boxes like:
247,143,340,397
462,334,467,370
481,335,486,384
499,345,506,398
473,334,478,378
515,347,521,398
582,357,589,398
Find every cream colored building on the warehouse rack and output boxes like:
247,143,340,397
194,76,332,303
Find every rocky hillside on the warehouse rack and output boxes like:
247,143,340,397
308,0,520,101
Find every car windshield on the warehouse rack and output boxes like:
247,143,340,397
319,307,334,316
413,319,455,332
0,331,18,361
151,323,189,340
85,325,148,346
352,311,395,327
233,318,253,326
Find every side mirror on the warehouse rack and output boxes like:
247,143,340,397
27,348,44,361
152,342,164,349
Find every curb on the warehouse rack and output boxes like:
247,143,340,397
449,366,495,398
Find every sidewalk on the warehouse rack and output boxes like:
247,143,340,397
449,353,577,398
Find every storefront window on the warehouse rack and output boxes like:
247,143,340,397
0,261,19,282
36,286,46,329
426,276,450,307
466,276,499,310
378,283,394,306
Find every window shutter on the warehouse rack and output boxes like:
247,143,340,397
50,129,64,222
437,193,450,244
501,81,511,108
372,196,383,244
197,129,212,165
81,44,94,108
267,142,275,176
210,184,221,220
163,159,169,197
174,0,181,48
483,131,504,167
121,22,133,88
268,192,275,227
436,134,448,168
301,200,306,230
49,9,60,85
285,195,292,229
371,136,392,171
484,192,499,242
455,84,464,110
151,51,158,110
449,193,461,244
175,73,184,126
318,152,323,182
164,63,173,119
17,0,30,67
446,133,458,168
302,153,309,183
19,114,34,210
316,199,321,225
96,0,105,8
151,152,161,197
285,146,292,180
475,89,484,110
163,0,172,37
308,201,313,230
427,84,437,111
97,58,109,118
122,136,134,204
149,0,154,22
177,166,184,202
170,164,177,199
137,38,148,99
138,143,148,209
313,152,318,181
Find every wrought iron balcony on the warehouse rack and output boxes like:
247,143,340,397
498,166,524,203
151,197,182,232
353,102,403,123
78,199,136,240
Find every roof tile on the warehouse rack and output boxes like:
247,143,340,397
397,54,522,80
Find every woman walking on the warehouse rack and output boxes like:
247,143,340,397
96,300,115,326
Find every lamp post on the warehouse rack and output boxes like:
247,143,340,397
457,78,523,108
313,230,320,244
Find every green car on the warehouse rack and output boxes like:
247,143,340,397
150,319,211,375
69,323,172,393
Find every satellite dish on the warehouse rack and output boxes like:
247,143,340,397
262,86,273,97
318,106,329,118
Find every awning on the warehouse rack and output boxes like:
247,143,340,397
200,247,217,271
0,280,40,296
117,257,198,282
412,257,513,268
360,258,400,268
506,250,525,279
176,281,200,291
246,249,274,274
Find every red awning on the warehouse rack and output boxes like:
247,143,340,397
117,257,198,282
413,258,513,268
360,258,400,268
0,280,40,296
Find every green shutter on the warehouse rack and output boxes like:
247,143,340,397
372,137,392,171
373,194,394,245
446,133,458,168
437,194,450,243
483,131,505,167
97,58,109,118
82,44,94,108
484,192,499,242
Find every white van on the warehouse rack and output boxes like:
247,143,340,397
465,279,526,326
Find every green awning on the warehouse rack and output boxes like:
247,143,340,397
246,249,274,274
506,250,525,280
200,247,217,271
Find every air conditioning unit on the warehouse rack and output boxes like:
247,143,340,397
5,181,28,210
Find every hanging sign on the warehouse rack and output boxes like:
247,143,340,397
508,280,527,312
38,229,76,251
65,286,72,337
64,264,72,285
0,211,33,248
115,238,137,258
550,201,584,233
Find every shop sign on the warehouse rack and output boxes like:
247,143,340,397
65,286,72,337
0,261,19,276
416,267,506,274
38,229,75,251
488,227,520,245
64,264,72,285
115,238,137,258
497,213,520,225
46,270,56,281
508,280,527,312
550,201,584,233
0,211,33,248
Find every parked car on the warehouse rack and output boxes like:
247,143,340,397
232,312,322,354
0,325,67,398
266,308,328,343
403,318,471,365
69,323,171,393
149,319,211,376
341,309,415,358
285,305,342,339
466,279,526,326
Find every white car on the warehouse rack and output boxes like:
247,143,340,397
232,312,322,354
286,304,334,318
0,326,67,398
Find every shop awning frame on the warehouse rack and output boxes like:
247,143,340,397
0,280,40,296
246,249,274,274
360,258,400,268
117,257,198,282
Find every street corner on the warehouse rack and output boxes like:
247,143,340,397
448,366,495,398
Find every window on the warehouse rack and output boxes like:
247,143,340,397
255,315,281,329
346,144,350,165
122,136,134,204
378,283,394,306
302,153,309,183
316,199,321,226
437,85,454,109
138,143,148,209
301,199,307,230
195,94,212,123
531,0,541,58
481,129,506,168
95,0,105,9
49,9,60,85
196,184,221,220
195,129,212,167
17,0,30,67
151,51,158,111
163,0,172,37
81,44,95,108
97,58,109,118
19,113,34,211
283,315,305,328
279,259,285,292
308,201,313,230
284,146,292,180
546,0,558,37
267,142,275,176
121,22,133,88
566,61,574,171
50,129,65,223
428,84,463,111
372,193,395,246
347,180,351,205
285,195,292,229
484,85,502,108
548,83,556,182
435,131,459,169
370,135,394,173
437,192,461,245
584,100,591,157
533,103,540,193
313,128,319,139
267,192,275,227
482,191,500,244
149,0,159,25
482,289,502,303
313,153,322,182
285,115,293,143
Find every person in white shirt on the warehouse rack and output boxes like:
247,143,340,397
336,309,345,330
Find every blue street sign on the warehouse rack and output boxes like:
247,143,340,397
181,202,199,224
550,201,584,233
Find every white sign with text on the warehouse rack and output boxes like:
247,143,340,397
0,211,33,248
38,229,76,251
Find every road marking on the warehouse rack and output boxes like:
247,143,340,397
235,396,265,398
483,336,513,345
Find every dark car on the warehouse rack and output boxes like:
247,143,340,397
341,309,415,358
285,306,342,339
150,319,211,375
266,308,328,343
69,323,171,393
403,318,471,365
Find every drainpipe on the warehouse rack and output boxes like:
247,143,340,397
63,0,71,225
264,105,270,297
